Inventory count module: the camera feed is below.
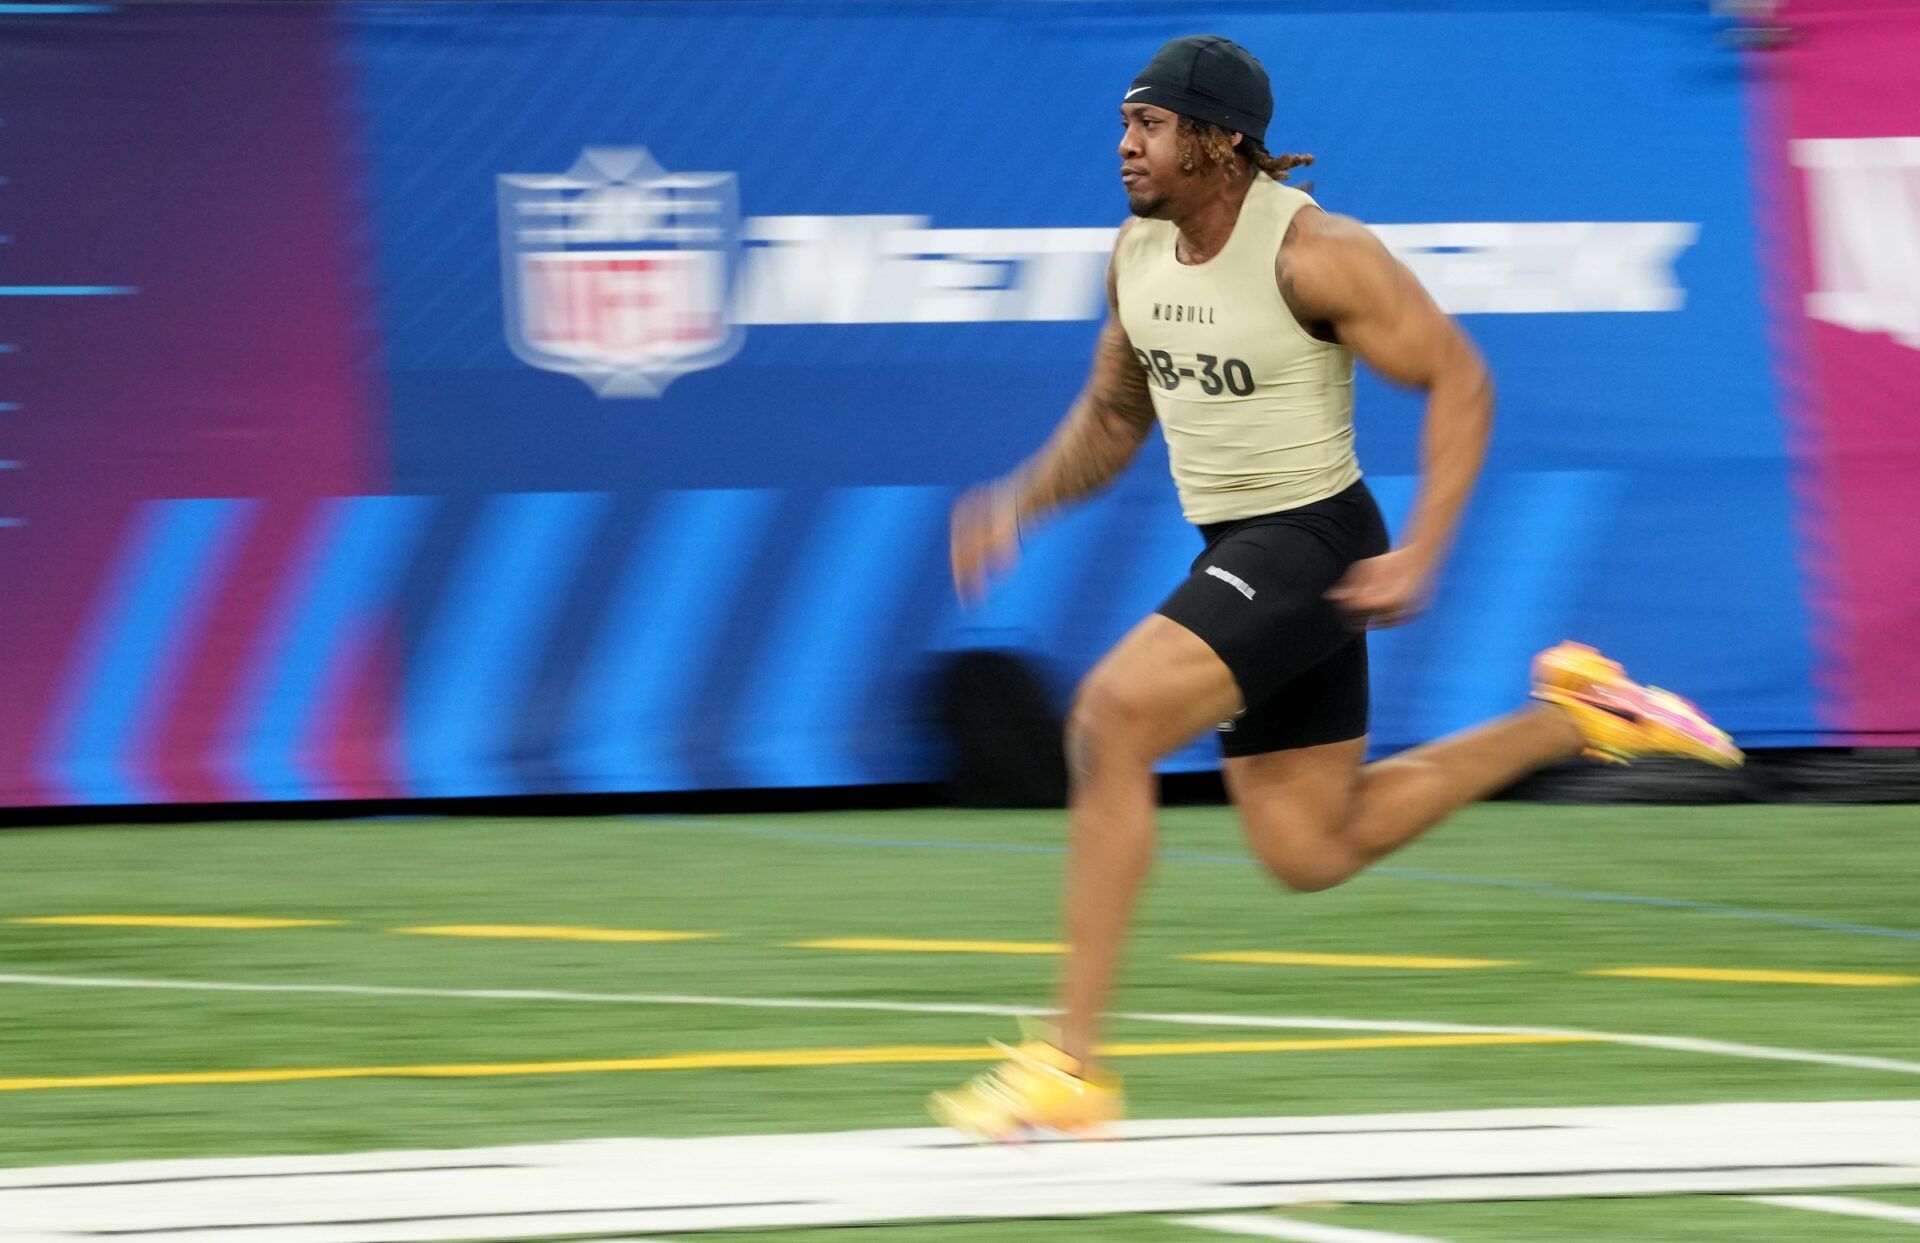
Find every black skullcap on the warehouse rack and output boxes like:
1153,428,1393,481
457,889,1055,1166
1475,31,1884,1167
1124,35,1272,146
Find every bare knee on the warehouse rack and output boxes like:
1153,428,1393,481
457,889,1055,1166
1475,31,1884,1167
1243,811,1364,894
1066,672,1161,778
1257,852,1349,894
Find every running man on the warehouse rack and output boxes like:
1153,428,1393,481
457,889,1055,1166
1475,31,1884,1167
930,34,1741,1141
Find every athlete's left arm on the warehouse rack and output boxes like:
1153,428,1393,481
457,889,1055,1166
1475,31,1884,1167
1281,213,1494,627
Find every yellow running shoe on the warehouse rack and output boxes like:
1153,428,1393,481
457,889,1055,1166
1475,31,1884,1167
1531,641,1744,767
926,1035,1122,1142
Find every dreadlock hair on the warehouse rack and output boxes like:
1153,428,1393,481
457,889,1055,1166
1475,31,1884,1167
1175,114,1314,184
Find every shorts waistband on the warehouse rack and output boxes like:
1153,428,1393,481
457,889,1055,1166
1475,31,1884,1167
1197,477,1375,546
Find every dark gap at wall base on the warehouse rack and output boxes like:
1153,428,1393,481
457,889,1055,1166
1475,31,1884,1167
0,749,1914,829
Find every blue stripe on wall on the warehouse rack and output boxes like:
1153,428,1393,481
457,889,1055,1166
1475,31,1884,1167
562,488,782,793
37,498,252,805
1093,487,1200,656
1076,487,1199,772
226,494,434,801
1406,471,1619,740
932,490,1124,656
1352,472,1424,751
733,486,950,789
402,491,609,798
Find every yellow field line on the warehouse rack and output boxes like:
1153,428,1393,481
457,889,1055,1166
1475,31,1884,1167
1185,951,1520,970
1588,966,1919,987
22,919,1902,992
391,925,718,943
0,1033,1600,1093
790,938,1065,955
9,915,344,930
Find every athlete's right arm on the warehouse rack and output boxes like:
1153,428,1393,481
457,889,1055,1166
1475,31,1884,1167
951,228,1157,601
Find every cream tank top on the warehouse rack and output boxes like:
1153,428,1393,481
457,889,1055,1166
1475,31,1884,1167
1114,176,1360,526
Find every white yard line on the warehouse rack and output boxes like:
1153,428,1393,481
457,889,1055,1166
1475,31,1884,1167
3,972,1919,1078
0,973,1054,1020
1176,1213,1448,1241
1749,1195,1920,1227
1585,1032,1920,1079
1091,1010,1920,1079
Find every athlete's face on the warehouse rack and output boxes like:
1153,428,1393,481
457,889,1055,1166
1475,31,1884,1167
1118,103,1184,218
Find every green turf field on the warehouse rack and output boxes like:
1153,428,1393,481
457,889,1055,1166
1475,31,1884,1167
2,803,1917,1241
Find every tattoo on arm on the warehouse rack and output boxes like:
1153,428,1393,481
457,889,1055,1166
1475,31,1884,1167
1277,219,1300,306
1277,218,1338,342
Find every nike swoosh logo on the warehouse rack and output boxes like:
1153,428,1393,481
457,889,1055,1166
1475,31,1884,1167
1124,86,1151,99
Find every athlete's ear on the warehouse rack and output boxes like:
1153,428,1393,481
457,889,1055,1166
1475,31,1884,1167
1229,131,1244,149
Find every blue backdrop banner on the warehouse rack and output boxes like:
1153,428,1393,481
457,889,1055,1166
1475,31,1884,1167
0,2,1822,804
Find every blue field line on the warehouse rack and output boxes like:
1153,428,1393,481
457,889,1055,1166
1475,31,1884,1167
0,4,117,11
635,817,1071,856
631,816,1920,944
1361,867,1920,943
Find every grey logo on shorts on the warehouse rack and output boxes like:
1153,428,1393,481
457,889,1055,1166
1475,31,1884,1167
1205,565,1255,600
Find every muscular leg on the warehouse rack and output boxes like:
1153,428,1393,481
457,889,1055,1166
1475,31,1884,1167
1227,705,1584,894
1054,613,1241,1068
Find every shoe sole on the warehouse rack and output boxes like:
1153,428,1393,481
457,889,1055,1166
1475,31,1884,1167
1538,685,1744,768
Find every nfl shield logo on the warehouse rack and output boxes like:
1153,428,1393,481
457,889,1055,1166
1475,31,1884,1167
499,148,744,397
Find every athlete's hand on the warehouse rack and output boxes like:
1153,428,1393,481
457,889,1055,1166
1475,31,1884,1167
950,481,1022,604
1326,547,1435,629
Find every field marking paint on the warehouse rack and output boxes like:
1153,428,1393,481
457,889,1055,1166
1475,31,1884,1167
789,937,1064,954
1750,1195,1920,1227
1177,1213,1448,1242
0,972,1060,1018
390,925,718,944
9,915,344,931
0,1033,1591,1094
10,1102,1920,1241
14,911,1905,985
643,818,1920,944
15,907,1907,986
1126,1010,1920,1079
1590,966,1918,987
1103,1036,1594,1059
1186,952,1518,971
3,972,1919,1079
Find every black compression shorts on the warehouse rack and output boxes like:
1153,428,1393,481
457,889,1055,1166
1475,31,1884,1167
1154,478,1391,758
